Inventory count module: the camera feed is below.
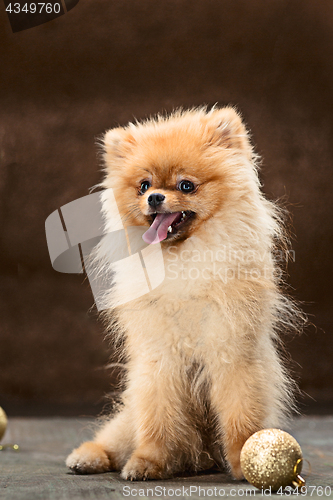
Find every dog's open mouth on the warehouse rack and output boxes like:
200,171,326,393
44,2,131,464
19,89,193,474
142,211,195,244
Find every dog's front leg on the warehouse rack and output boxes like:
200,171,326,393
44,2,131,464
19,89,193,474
120,355,191,481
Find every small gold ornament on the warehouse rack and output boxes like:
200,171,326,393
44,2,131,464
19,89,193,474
240,429,305,491
0,407,19,451
0,407,8,441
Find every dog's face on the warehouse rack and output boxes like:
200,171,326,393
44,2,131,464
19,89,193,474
102,107,253,245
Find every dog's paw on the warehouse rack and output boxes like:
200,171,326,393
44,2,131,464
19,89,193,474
230,462,244,480
66,441,111,474
121,455,166,481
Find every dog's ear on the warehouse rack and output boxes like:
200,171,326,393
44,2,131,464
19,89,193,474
205,107,252,156
103,127,136,167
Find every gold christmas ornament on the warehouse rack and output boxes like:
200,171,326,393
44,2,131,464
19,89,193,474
0,407,19,451
0,407,8,441
240,429,305,491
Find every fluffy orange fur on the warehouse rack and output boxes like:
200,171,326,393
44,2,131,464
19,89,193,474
66,107,303,480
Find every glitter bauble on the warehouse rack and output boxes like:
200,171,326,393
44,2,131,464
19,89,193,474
240,429,303,491
0,407,8,441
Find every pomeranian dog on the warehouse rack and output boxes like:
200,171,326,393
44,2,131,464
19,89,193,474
66,107,301,481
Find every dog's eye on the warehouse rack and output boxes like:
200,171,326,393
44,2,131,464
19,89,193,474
179,180,195,193
140,181,151,194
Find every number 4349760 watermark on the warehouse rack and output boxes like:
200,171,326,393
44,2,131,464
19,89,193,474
3,0,80,32
6,3,62,14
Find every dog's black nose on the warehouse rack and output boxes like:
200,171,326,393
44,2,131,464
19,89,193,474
148,193,165,207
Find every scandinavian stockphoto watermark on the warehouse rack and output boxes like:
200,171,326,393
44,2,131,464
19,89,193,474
122,485,332,497
3,0,80,33
165,245,295,283
45,189,295,310
122,485,257,497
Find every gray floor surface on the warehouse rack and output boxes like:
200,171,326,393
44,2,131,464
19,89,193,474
0,416,332,499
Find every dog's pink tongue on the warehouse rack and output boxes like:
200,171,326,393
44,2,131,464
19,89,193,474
142,212,181,244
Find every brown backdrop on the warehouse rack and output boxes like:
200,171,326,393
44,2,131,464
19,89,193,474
0,0,332,416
